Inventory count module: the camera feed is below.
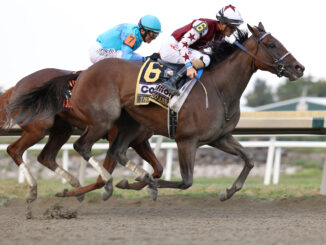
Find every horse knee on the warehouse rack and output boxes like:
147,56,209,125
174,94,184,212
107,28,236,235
7,146,22,164
107,148,118,161
6,146,14,158
247,158,254,169
73,142,92,160
73,141,81,154
37,155,57,170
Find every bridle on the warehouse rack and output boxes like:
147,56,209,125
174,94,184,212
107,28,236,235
233,31,291,77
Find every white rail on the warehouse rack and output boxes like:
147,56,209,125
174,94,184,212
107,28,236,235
1,136,325,195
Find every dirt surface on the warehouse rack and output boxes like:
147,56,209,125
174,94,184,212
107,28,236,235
1,195,326,245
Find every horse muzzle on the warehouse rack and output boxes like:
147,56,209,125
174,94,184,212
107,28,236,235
283,62,305,81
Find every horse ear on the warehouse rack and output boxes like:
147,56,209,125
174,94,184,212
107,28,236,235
247,24,259,37
258,22,265,31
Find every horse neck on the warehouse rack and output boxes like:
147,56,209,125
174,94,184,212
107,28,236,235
209,37,256,106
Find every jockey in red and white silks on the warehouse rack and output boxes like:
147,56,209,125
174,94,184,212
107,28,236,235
160,18,224,68
160,4,244,96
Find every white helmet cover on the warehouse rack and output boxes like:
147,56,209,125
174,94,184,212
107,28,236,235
216,5,244,25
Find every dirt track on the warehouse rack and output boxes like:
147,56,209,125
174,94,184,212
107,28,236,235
1,195,326,245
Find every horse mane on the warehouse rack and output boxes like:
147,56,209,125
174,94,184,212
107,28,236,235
207,29,249,69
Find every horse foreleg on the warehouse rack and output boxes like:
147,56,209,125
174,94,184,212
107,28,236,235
116,139,163,190
210,133,254,201
108,117,157,199
7,130,43,203
60,153,118,200
73,125,114,200
154,140,197,190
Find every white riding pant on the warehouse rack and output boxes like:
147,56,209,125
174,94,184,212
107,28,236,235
89,41,122,64
159,36,210,67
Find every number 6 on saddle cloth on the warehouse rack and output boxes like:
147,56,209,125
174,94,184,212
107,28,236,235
134,58,204,110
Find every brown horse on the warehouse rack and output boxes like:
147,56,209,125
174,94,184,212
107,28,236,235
1,69,163,203
8,23,304,201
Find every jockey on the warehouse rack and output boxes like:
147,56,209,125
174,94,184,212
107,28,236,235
89,15,162,63
160,5,244,95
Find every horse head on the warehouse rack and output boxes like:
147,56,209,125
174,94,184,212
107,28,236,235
247,22,305,81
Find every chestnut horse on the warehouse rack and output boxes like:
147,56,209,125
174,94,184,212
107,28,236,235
8,23,304,201
1,69,163,203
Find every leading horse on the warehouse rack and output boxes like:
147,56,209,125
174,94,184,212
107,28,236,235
8,23,304,201
1,69,163,203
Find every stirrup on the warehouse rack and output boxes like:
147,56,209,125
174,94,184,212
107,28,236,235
161,82,180,96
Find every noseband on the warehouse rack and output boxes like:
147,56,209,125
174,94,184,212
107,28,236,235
234,32,291,77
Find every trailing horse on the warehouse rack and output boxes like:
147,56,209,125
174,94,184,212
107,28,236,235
2,69,163,203
8,23,304,201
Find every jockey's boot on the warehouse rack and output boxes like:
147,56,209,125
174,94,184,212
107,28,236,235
161,66,187,96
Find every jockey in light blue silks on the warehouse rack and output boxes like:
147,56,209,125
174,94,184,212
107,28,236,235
89,15,162,63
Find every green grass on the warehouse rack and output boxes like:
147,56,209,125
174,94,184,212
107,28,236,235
0,168,323,202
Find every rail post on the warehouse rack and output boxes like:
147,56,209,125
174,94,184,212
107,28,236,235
165,148,174,180
273,147,282,184
61,149,69,184
264,136,276,185
320,158,326,195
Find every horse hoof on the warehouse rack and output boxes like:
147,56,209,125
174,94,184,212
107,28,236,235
115,179,129,189
102,179,113,201
219,188,228,202
146,185,158,201
55,189,68,198
135,173,154,185
26,186,37,203
76,194,85,202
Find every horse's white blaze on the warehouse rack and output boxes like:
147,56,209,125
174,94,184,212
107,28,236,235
88,157,112,182
19,163,37,187
55,167,80,188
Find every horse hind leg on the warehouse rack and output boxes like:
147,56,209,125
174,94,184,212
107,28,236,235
7,130,43,203
57,128,119,199
210,133,254,201
37,117,84,202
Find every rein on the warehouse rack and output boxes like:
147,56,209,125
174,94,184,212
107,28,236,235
233,32,291,77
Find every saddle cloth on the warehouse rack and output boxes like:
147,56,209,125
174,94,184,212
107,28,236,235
134,58,202,110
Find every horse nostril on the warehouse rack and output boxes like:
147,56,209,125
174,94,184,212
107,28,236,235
295,65,305,73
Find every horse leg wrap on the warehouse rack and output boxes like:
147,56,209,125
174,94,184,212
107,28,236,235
125,160,150,182
55,167,80,188
88,157,112,182
19,163,37,188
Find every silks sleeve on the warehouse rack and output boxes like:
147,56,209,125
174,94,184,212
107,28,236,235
121,34,143,61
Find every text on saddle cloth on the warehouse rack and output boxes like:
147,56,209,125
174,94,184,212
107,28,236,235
134,58,172,109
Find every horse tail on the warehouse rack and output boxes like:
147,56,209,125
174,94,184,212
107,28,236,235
7,73,80,126
0,87,15,128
